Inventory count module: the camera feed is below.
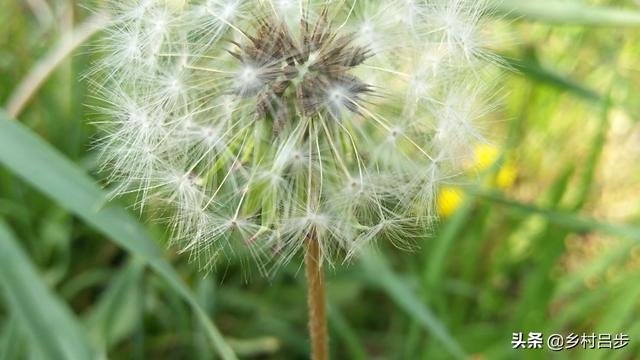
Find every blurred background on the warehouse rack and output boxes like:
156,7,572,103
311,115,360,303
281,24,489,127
1,0,640,359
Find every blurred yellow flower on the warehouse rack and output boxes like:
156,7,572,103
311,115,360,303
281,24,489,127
438,186,465,218
496,164,517,189
438,144,517,217
473,143,500,172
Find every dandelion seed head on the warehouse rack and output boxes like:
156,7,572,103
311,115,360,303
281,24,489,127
90,0,504,274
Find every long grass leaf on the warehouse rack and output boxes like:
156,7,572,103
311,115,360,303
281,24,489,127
84,259,145,349
0,221,95,360
500,55,602,103
0,317,22,359
424,201,474,289
327,304,368,360
4,14,108,118
0,111,237,360
492,0,640,26
474,190,640,240
360,251,466,359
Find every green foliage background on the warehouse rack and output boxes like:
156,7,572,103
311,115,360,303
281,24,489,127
1,0,640,359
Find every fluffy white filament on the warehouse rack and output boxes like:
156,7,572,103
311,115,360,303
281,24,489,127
90,0,501,274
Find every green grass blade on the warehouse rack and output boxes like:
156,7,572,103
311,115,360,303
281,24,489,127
500,55,602,103
0,111,237,360
424,201,474,290
84,259,145,349
0,221,95,360
327,304,368,360
1,317,23,359
474,190,640,240
360,251,466,359
492,0,640,26
569,93,610,210
556,238,634,298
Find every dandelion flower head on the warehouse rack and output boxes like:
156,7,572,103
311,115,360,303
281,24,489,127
91,0,500,272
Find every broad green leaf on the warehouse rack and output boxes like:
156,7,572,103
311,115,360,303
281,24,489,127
360,251,466,359
0,221,95,360
0,111,237,360
493,0,640,26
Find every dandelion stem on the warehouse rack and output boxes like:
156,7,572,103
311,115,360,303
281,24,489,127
305,230,329,360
